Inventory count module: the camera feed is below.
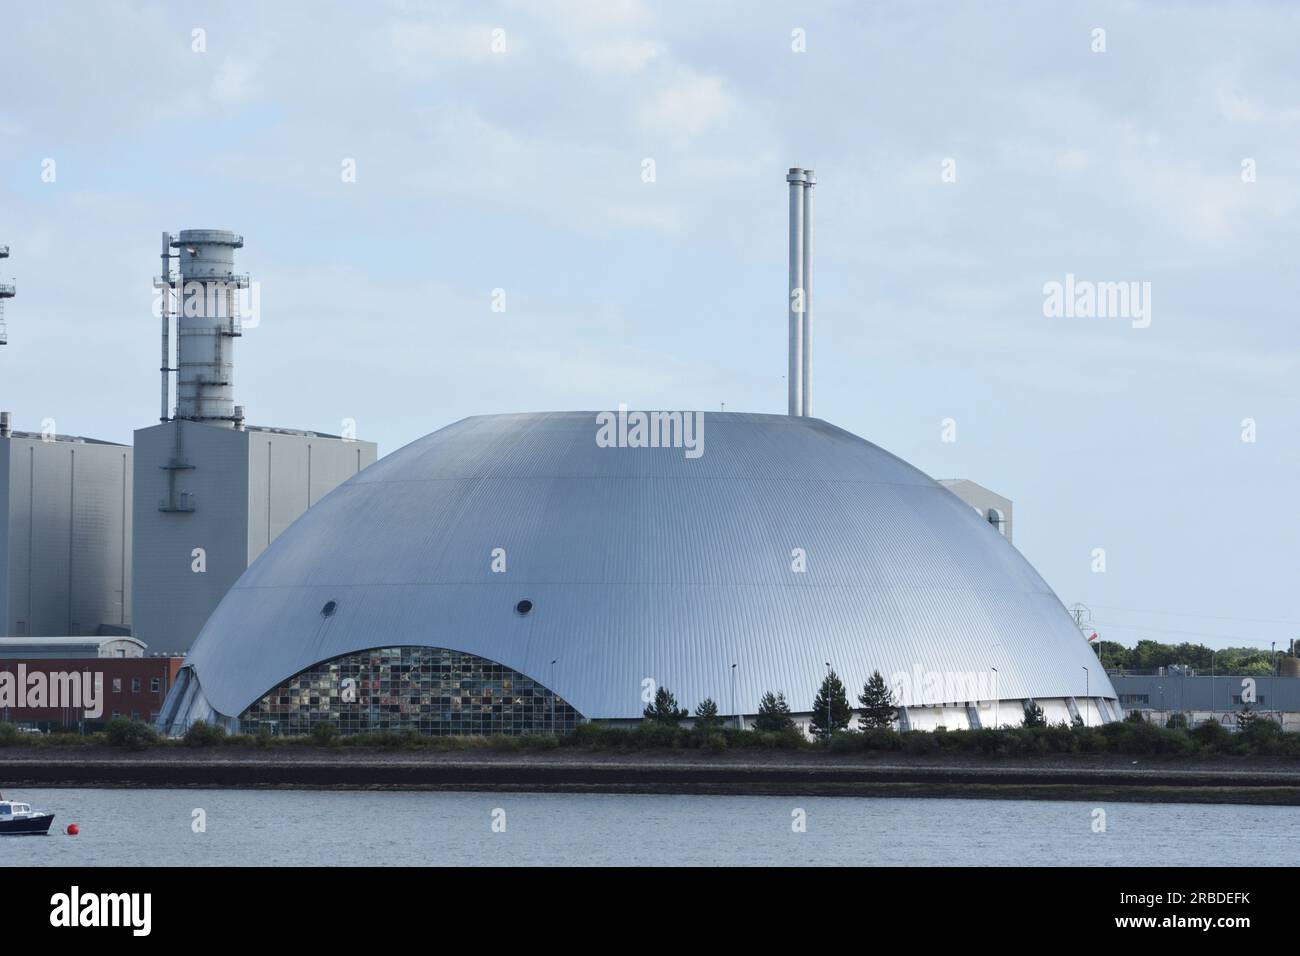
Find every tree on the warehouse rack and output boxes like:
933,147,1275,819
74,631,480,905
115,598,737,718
857,670,898,730
1021,703,1046,728
809,670,852,740
643,686,688,725
693,697,722,729
754,691,794,733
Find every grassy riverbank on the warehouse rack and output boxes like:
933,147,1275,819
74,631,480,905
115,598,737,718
6,713,1300,758
6,719,1300,804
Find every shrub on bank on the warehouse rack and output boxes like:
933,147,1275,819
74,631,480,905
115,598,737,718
1190,719,1231,752
105,718,158,751
310,721,339,746
182,720,226,748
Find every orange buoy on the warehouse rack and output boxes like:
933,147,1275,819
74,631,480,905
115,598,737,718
65,823,79,836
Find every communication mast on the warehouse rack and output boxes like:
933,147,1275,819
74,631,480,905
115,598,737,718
0,243,13,345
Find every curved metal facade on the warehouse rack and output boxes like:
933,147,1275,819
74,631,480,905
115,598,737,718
173,411,1118,726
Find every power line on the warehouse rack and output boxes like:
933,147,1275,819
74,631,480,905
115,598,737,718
1092,620,1285,645
1088,603,1300,628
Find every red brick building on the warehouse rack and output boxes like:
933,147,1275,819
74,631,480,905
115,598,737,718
0,656,182,728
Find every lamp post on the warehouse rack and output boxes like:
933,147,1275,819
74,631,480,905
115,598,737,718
730,662,738,730
824,661,832,741
1211,648,1217,719
991,667,999,730
550,659,557,734
1272,642,1280,724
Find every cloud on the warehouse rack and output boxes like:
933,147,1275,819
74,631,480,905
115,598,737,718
210,58,259,106
635,69,732,141
574,38,662,74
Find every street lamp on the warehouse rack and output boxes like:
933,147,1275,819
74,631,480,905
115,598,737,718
730,663,738,730
1211,647,1217,712
1272,642,1277,719
824,661,832,740
550,659,557,734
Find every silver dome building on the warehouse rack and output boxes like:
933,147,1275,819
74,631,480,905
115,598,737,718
158,411,1121,736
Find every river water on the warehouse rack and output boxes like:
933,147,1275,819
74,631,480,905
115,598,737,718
7,789,1298,866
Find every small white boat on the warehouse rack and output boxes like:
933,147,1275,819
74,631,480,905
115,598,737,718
0,794,55,835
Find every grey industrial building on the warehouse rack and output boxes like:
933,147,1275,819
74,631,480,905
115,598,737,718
1109,673,1300,732
155,171,1121,737
0,635,145,659
938,479,1013,544
0,419,132,637
132,230,376,653
0,232,375,654
132,419,375,655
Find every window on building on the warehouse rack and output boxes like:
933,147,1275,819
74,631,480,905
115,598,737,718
151,678,161,693
131,678,141,693
131,711,140,721
241,646,582,737
112,678,122,693
111,710,120,719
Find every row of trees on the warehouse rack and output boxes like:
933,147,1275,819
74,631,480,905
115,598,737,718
1097,639,1295,676
643,669,905,739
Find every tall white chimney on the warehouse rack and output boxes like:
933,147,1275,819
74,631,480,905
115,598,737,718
801,169,815,417
786,168,805,416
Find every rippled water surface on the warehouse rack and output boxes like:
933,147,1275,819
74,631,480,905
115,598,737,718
7,789,1298,866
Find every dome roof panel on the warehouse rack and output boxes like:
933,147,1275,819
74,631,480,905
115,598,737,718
182,411,1116,720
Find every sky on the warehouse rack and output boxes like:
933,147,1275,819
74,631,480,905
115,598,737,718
1,0,1297,654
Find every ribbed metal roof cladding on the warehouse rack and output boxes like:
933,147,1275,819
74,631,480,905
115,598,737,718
184,411,1117,719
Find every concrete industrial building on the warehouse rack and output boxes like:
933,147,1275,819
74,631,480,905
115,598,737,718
938,479,1013,544
0,635,146,659
0,231,374,657
132,230,376,654
132,420,375,654
1109,673,1300,732
157,170,1121,737
0,419,132,637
